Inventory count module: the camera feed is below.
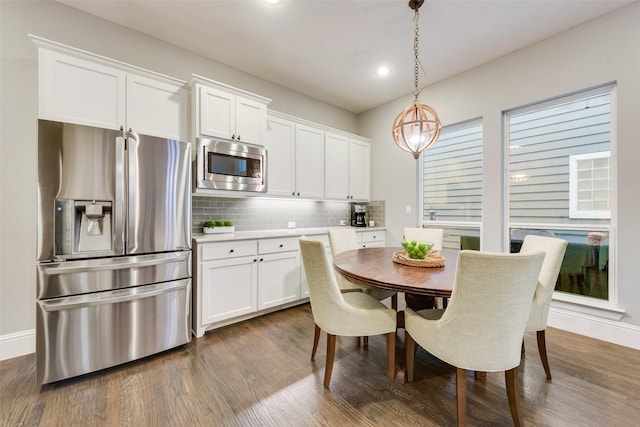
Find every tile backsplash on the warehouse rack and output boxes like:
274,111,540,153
192,197,385,234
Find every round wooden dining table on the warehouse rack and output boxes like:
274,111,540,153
333,247,458,383
333,247,457,298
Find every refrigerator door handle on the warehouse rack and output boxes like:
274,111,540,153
126,132,138,252
38,279,190,312
114,136,126,255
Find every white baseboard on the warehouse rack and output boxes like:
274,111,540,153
2,310,638,361
548,307,640,350
0,329,35,361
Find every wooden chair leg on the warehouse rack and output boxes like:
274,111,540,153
356,337,361,346
537,329,552,380
363,336,369,347
386,332,395,382
456,368,467,427
405,331,416,382
391,293,398,310
324,334,336,388
505,367,523,427
311,324,321,361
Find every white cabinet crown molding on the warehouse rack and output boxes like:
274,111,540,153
189,73,271,105
267,110,372,144
30,34,186,86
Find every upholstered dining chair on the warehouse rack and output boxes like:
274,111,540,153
519,234,568,380
328,229,396,303
403,227,444,251
405,250,545,427
299,237,397,388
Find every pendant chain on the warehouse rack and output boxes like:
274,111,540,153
413,9,420,97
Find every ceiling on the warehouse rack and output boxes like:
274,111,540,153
57,0,636,114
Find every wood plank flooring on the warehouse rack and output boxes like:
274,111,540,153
1,303,639,426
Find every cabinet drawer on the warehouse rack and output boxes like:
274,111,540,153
259,237,300,254
201,240,257,261
358,230,384,243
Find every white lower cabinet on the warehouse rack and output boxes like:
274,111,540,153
194,236,306,337
258,237,301,309
193,230,384,337
201,256,258,326
194,239,258,337
358,230,386,248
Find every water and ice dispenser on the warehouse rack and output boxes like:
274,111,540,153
55,199,113,257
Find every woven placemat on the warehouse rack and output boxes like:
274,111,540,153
392,250,445,268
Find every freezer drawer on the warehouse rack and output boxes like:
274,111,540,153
37,251,191,299
36,279,191,385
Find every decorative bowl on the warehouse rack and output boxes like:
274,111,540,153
401,240,434,260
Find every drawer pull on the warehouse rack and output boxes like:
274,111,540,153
229,249,234,253
279,244,284,248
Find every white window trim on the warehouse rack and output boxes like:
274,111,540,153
503,84,619,314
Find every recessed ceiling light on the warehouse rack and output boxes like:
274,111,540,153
264,0,281,4
376,66,390,77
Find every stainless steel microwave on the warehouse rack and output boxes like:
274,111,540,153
195,137,267,193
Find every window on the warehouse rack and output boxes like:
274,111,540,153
569,151,611,219
421,120,482,250
506,85,615,303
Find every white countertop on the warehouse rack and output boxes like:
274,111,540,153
192,226,386,243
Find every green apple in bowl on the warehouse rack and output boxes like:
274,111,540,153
401,240,434,260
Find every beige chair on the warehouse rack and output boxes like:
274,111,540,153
519,234,568,379
328,229,396,303
403,227,444,251
299,237,397,388
405,250,545,427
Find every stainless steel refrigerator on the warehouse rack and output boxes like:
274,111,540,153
36,119,192,385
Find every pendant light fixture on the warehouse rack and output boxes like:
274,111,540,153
392,0,441,159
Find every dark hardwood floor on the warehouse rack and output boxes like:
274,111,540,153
1,303,639,426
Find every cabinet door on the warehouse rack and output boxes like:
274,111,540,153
258,251,301,310
358,230,385,248
295,124,325,198
324,132,350,200
126,74,188,141
39,49,125,129
265,115,295,197
349,139,371,201
201,257,258,324
235,96,266,144
200,86,235,139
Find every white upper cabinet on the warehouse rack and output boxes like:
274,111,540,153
265,113,296,197
348,138,371,201
35,37,188,141
266,110,371,201
190,74,270,145
324,132,350,200
38,48,126,130
126,73,188,140
324,133,371,201
295,124,325,199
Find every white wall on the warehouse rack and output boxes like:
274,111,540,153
360,2,640,346
0,0,357,359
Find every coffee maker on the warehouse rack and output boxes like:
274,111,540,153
350,203,367,227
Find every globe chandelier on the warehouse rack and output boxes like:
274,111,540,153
392,0,441,159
